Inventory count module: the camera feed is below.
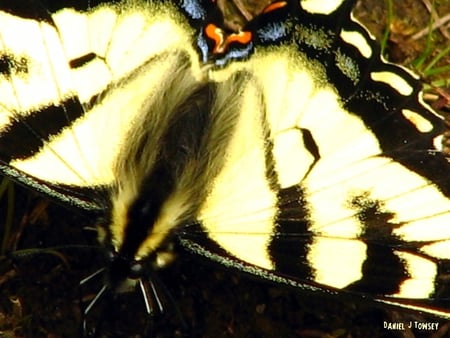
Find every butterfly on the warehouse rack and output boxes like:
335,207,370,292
1,0,450,336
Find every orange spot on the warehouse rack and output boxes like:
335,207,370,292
263,1,287,13
205,24,253,54
226,31,252,46
205,23,224,53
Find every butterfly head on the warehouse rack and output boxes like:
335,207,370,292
104,248,144,289
81,223,179,336
101,237,177,291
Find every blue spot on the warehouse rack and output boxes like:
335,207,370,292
196,32,209,64
181,0,206,20
257,22,287,42
215,43,254,66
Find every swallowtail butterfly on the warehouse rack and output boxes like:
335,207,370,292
1,0,450,336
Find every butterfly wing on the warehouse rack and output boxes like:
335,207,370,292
177,0,450,318
0,1,197,213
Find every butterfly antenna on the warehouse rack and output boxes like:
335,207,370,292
140,272,189,336
80,267,105,285
79,268,107,337
81,284,108,337
139,277,164,315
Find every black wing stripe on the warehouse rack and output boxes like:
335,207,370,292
0,97,84,161
270,185,314,279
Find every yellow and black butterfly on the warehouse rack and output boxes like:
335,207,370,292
1,0,450,336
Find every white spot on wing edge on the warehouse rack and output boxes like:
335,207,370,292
301,0,344,14
371,71,414,96
433,134,443,151
394,251,436,298
340,30,372,58
307,237,366,288
401,109,433,133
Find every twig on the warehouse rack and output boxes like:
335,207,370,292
412,0,450,40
